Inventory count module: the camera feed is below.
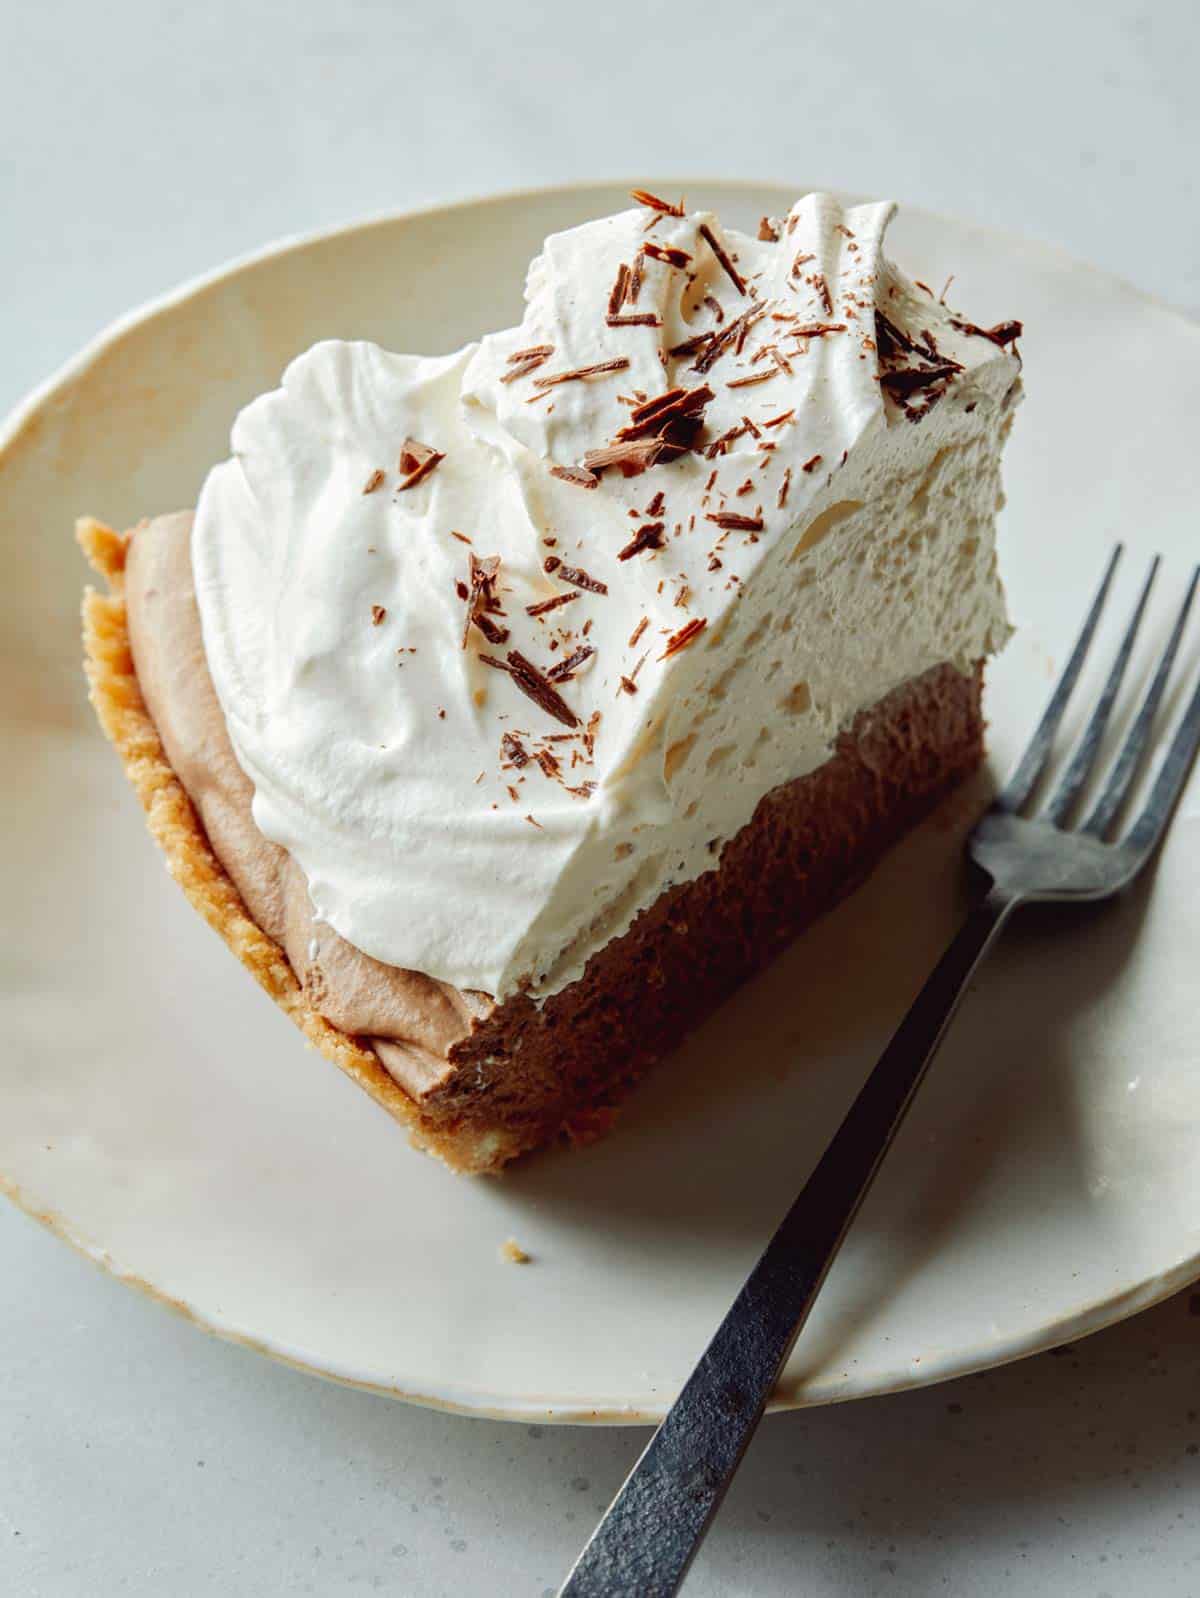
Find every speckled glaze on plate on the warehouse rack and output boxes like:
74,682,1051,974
2,182,1198,1423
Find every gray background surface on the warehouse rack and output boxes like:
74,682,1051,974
3,3,1199,1593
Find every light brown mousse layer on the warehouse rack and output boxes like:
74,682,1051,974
80,513,986,1174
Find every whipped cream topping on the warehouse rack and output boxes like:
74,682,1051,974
193,193,1020,1001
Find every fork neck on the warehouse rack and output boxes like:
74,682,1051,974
973,879,1022,924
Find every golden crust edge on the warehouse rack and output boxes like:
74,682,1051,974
76,517,515,1176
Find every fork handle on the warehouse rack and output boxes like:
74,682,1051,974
560,888,1016,1598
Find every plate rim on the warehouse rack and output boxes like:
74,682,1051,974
4,178,1199,1424
7,1164,1198,1425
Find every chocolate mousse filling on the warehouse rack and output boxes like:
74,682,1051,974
83,511,985,1174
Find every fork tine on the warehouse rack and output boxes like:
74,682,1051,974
996,546,1122,814
1083,566,1199,838
1122,670,1200,857
1043,558,1160,827
1119,617,1200,859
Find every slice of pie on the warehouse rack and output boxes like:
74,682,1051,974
79,190,1021,1173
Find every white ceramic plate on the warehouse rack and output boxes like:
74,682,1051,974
2,182,1198,1423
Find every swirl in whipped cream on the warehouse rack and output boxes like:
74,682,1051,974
192,193,1019,1000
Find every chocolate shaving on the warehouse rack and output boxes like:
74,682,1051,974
813,273,833,315
699,223,746,296
397,438,445,490
581,383,714,479
758,217,780,242
606,313,662,328
704,422,748,459
533,357,631,390
362,469,385,495
629,616,649,648
880,364,959,397
508,344,554,362
692,304,768,374
667,330,717,360
645,490,665,516
641,241,692,269
726,370,777,389
556,562,608,595
471,614,508,644
501,732,530,768
790,250,815,277
950,317,1024,347
546,645,595,683
777,467,792,508
615,384,712,442
534,748,561,779
629,253,644,303
619,676,638,695
526,591,579,618
581,438,666,477
500,650,579,728
703,293,725,324
802,453,823,473
617,522,665,561
875,311,963,371
874,310,922,361
500,352,553,384
371,605,387,625
565,781,597,799
788,322,847,338
706,511,763,531
399,439,434,473
607,263,631,317
461,552,503,649
764,409,795,428
630,188,685,217
549,463,600,490
659,616,707,659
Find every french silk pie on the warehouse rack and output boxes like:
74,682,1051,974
79,190,1022,1173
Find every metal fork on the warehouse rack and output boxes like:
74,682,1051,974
561,547,1200,1598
